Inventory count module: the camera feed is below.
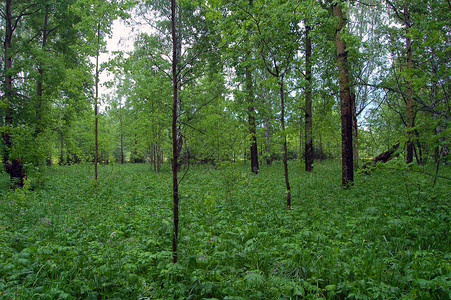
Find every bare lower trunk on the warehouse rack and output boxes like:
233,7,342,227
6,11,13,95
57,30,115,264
351,91,359,168
319,132,323,160
171,0,180,263
246,67,259,173
2,0,24,188
264,119,271,165
334,2,354,186
35,8,49,138
304,24,313,172
405,8,414,164
175,10,183,171
119,101,124,164
59,131,64,165
2,0,13,167
299,119,302,164
157,100,162,173
94,23,100,182
280,75,291,207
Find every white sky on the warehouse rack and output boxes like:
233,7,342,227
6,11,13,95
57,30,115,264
98,19,134,101
98,16,156,109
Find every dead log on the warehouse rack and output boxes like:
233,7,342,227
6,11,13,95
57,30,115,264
362,142,400,172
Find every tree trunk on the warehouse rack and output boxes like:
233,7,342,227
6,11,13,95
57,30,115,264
2,0,13,167
319,132,323,160
404,8,414,164
157,96,162,173
59,131,64,165
264,119,271,165
351,91,359,168
280,75,291,207
35,7,49,138
246,66,259,173
2,0,25,188
304,24,314,172
333,2,354,186
171,0,180,264
119,101,124,164
299,117,302,164
175,5,183,172
94,23,100,182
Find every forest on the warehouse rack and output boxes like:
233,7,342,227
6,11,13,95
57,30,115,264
0,0,450,298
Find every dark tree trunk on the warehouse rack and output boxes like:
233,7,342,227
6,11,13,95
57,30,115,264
94,23,100,182
157,96,162,173
151,101,156,171
2,0,25,188
175,6,183,172
334,2,354,186
59,131,64,165
319,132,323,160
362,142,400,170
404,8,414,164
299,117,302,163
351,90,359,168
6,160,25,188
264,119,271,165
304,24,314,172
35,7,49,138
2,0,13,166
280,75,291,207
118,101,124,164
246,67,259,174
171,0,180,264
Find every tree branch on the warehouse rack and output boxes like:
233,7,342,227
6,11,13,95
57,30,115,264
12,4,40,33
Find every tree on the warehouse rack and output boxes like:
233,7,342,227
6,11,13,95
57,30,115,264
1,0,41,187
359,0,450,165
333,0,354,186
304,23,314,172
229,0,301,206
71,0,132,181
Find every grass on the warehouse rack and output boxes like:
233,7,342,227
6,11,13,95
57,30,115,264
0,159,449,299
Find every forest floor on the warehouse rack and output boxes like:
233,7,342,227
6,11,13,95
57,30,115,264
0,160,449,299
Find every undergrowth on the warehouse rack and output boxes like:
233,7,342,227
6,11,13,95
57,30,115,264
0,160,449,299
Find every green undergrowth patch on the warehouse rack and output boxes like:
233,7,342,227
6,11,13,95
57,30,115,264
0,160,449,299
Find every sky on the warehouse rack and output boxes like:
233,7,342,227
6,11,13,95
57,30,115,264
98,15,157,108
98,19,140,103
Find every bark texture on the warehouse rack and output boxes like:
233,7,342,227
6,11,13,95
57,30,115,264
304,24,313,172
35,8,49,138
2,0,25,188
94,23,100,182
171,0,180,263
334,2,354,186
246,67,259,174
404,8,414,164
280,75,291,207
351,91,359,168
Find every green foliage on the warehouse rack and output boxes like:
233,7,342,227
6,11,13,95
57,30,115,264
0,161,449,298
